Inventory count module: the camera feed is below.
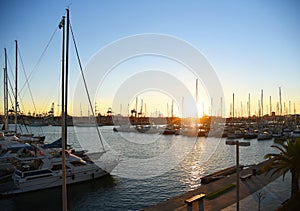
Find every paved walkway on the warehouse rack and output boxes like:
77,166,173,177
144,161,290,211
222,173,291,211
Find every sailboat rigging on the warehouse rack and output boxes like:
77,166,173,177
0,9,117,199
69,22,105,151
3,48,8,131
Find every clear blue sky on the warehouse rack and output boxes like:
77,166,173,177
0,0,299,117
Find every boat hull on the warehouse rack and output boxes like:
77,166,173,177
2,167,107,195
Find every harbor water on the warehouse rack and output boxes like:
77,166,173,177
0,125,276,211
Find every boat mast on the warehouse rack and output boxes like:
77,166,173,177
3,48,8,131
220,97,222,118
14,40,18,134
279,87,282,116
196,79,198,105
196,79,198,118
232,93,235,119
261,89,263,117
210,97,213,117
140,99,143,117
135,97,138,117
248,93,250,117
181,96,184,119
59,12,67,211
270,96,272,115
65,8,70,141
171,99,174,118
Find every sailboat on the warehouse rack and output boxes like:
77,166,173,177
1,10,117,196
0,45,43,176
1,42,46,144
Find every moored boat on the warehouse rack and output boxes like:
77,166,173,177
1,149,108,195
161,125,180,135
227,131,244,139
243,131,258,139
291,127,300,139
257,132,273,140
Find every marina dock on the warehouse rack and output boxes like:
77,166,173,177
144,160,282,211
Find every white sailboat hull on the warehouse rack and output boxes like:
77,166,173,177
3,166,107,195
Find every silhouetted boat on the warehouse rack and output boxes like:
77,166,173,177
161,125,179,135
257,132,273,140
227,131,244,139
243,131,258,139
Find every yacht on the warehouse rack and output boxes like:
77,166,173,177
1,148,109,195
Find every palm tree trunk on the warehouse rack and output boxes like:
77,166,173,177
291,169,299,199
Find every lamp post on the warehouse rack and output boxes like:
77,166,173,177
226,140,250,211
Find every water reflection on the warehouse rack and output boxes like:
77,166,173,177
0,175,116,211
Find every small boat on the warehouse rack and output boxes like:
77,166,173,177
243,133,257,139
243,131,258,139
136,125,159,134
227,131,244,139
113,125,137,132
198,129,208,137
161,125,179,135
180,126,199,137
257,132,273,141
291,127,300,139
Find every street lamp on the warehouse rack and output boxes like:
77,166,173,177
226,140,250,211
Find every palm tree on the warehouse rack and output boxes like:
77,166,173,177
264,138,300,199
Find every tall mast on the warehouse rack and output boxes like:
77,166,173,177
210,97,213,117
196,79,198,105
167,103,169,117
59,13,67,211
171,99,174,118
14,40,18,134
196,79,198,118
64,8,70,211
181,96,184,118
140,99,143,117
258,100,261,117
232,93,235,119
220,97,222,118
248,93,250,117
135,97,138,119
269,96,272,115
261,89,263,117
279,87,282,116
240,101,243,117
3,48,8,131
65,8,70,142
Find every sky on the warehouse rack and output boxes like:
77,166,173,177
0,0,299,117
